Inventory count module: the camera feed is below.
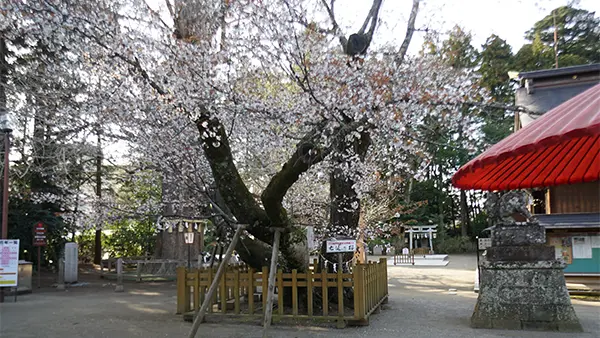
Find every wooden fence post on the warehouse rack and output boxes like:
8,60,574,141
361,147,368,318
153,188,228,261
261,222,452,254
194,270,200,312
353,264,365,322
291,269,298,316
307,268,313,316
262,228,282,338
277,269,284,316
234,267,240,314
248,268,255,315
187,224,245,338
176,267,188,314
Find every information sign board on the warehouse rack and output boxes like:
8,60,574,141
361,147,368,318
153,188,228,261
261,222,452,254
33,222,47,247
0,240,20,287
326,239,356,253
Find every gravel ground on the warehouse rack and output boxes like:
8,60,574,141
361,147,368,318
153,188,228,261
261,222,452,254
1,254,598,338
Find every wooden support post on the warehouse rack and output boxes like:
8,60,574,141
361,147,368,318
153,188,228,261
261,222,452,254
337,259,344,328
322,268,328,316
262,228,282,338
187,224,245,338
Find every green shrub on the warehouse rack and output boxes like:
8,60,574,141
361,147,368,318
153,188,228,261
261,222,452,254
434,235,476,254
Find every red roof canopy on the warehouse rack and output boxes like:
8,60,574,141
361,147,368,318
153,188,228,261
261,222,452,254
452,83,600,191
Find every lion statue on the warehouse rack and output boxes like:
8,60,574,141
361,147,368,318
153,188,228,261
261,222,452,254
485,190,539,225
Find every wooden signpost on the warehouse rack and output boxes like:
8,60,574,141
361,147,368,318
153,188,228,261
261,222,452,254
32,222,47,288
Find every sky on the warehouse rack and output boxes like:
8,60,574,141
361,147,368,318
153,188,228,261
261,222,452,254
334,0,600,55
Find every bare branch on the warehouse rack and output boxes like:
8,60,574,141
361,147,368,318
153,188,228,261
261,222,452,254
358,0,383,35
319,0,348,50
396,0,420,66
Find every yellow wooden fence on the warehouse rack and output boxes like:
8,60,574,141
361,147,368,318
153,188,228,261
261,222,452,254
176,258,388,325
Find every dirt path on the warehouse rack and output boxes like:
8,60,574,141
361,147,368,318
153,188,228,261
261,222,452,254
1,254,598,338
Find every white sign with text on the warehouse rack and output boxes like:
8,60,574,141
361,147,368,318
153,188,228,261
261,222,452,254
0,240,20,287
326,239,356,253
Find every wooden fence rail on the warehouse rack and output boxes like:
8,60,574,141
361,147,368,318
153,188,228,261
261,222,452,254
176,258,389,326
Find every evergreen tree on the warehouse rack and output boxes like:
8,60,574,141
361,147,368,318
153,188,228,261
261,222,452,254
515,5,599,71
477,34,515,145
441,25,479,69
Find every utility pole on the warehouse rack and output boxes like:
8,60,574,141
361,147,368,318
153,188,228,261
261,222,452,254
553,9,559,69
0,38,11,303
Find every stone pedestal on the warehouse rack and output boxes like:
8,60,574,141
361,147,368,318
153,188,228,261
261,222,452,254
471,222,582,332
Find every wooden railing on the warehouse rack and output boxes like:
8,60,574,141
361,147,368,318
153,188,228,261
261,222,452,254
176,258,389,326
393,253,414,265
101,257,186,281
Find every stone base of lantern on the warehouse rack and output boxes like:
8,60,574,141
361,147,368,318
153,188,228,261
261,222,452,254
471,222,582,332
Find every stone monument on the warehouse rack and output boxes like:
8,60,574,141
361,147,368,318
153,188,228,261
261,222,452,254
64,242,78,283
471,190,582,331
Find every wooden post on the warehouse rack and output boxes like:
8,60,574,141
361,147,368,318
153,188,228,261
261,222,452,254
220,268,227,313
291,269,298,316
277,269,283,316
234,267,240,314
248,268,255,314
321,268,328,316
353,264,363,320
307,268,313,316
194,270,200,312
37,246,41,288
262,228,282,338
187,224,245,338
337,262,344,328
176,267,186,314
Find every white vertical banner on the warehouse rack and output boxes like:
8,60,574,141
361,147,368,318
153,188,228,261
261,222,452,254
572,236,592,259
306,226,315,250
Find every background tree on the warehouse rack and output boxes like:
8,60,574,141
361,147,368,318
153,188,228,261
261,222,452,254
516,5,599,71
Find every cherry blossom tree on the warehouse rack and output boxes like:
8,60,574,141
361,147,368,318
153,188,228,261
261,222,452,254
2,0,489,271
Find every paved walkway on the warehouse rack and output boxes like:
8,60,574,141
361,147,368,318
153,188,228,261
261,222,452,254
1,254,598,338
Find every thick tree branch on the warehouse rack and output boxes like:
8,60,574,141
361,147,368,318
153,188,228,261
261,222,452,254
396,0,420,66
358,0,383,35
195,113,271,243
261,121,329,227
